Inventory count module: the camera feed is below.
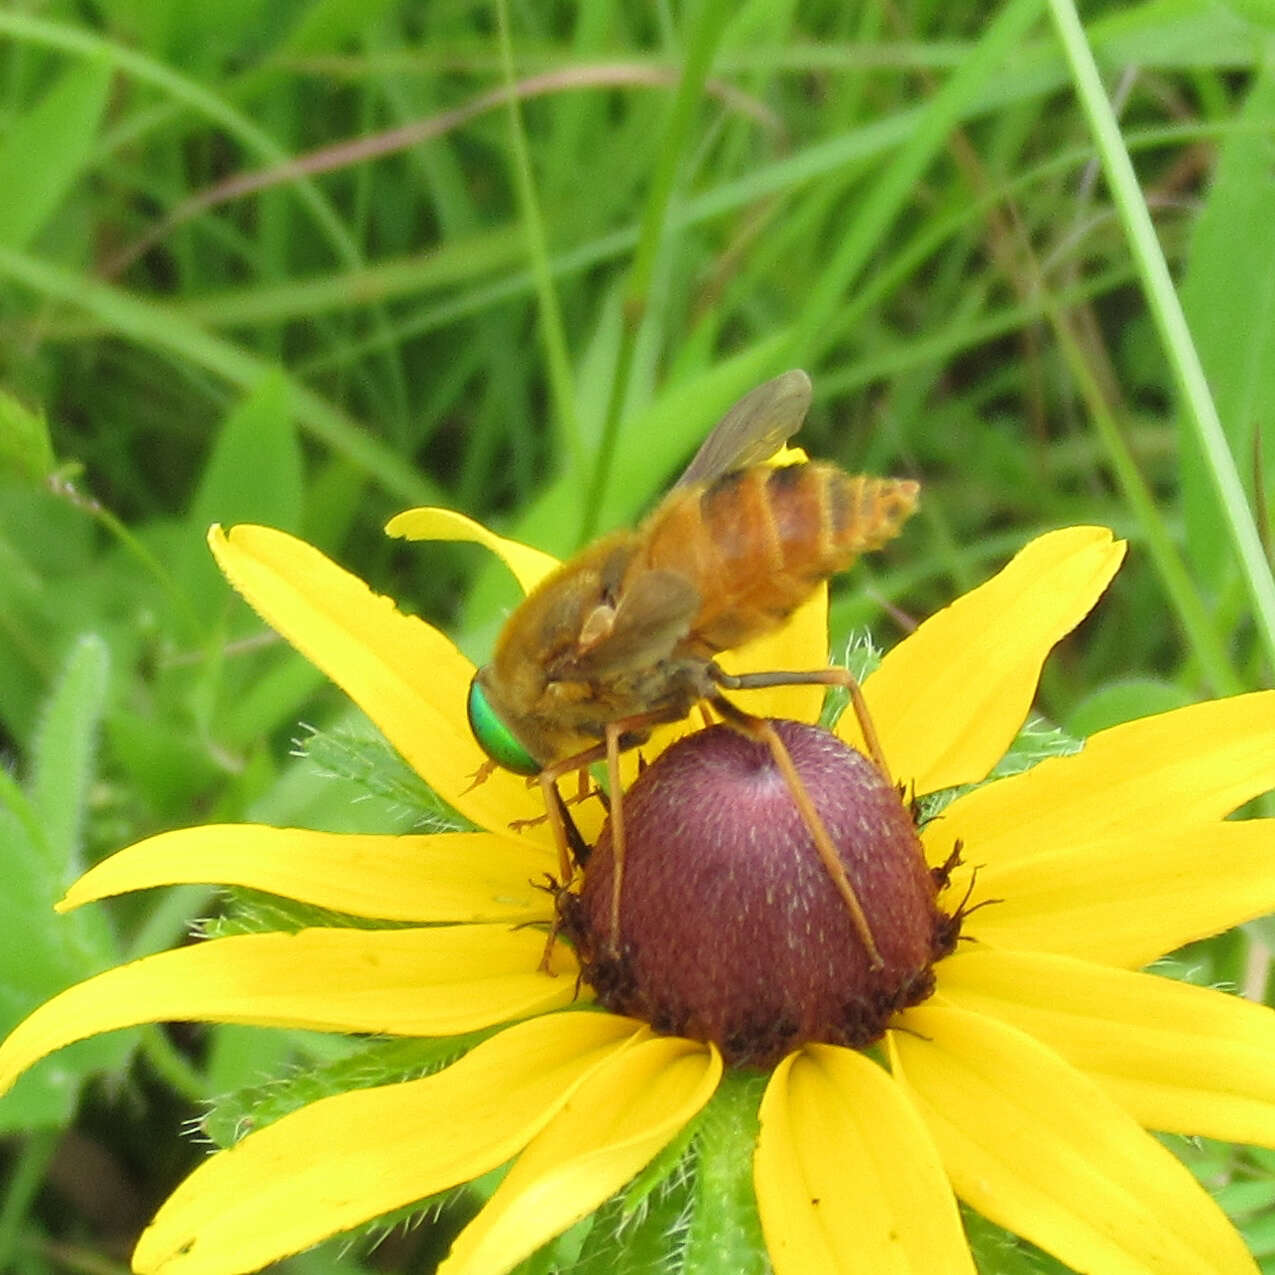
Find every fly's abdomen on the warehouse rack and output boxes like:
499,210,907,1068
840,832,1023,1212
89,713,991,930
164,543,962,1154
643,463,918,653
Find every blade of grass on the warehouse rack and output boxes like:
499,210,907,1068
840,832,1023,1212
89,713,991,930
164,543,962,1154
0,1129,58,1267
828,21,1241,695
287,112,1243,376
1049,305,1241,694
0,9,419,450
785,0,1046,368
0,11,362,276
171,229,526,328
0,246,439,509
102,60,781,270
0,58,112,250
1177,64,1275,582
584,0,734,542
495,0,583,491
1046,0,1275,675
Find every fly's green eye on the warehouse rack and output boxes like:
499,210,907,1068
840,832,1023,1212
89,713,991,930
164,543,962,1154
467,674,540,776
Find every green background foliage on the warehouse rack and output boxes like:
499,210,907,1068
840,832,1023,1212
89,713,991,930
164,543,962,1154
0,0,1273,1270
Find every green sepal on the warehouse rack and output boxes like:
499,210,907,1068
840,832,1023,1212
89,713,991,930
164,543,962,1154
296,721,469,830
569,1067,768,1275
964,1206,1074,1273
680,1070,769,1274
199,1033,495,1151
194,886,414,939
198,1032,505,1266
917,714,1081,825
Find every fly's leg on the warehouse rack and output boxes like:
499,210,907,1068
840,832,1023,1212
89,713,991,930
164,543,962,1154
605,720,626,956
529,783,595,973
508,768,606,838
536,771,578,887
459,757,499,796
708,686,885,970
532,707,685,964
707,663,891,779
574,766,609,812
533,746,607,973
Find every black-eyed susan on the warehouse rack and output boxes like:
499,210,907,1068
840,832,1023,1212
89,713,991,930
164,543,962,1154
3,516,1275,1275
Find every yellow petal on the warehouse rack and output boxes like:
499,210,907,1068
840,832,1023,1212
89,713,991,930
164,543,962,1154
0,926,580,1091
933,691,1275,869
439,1035,721,1275
384,506,560,594
714,584,829,723
938,947,1275,1147
951,818,1275,968
58,825,555,924
843,528,1125,794
133,1012,642,1275
890,1005,1257,1275
207,524,548,841
755,1046,974,1275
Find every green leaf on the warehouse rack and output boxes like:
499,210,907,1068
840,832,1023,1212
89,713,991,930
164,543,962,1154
0,802,95,1131
0,391,55,482
202,1024,315,1099
0,58,112,249
1178,60,1275,580
280,0,404,53
1063,677,1195,740
106,709,224,819
0,638,125,1132
29,633,110,870
1096,0,1271,65
182,370,304,621
187,370,304,537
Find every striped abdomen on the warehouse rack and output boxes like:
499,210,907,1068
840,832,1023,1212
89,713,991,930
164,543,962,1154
634,462,919,655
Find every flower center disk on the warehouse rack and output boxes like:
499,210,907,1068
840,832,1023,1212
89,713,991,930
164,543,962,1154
565,720,954,1067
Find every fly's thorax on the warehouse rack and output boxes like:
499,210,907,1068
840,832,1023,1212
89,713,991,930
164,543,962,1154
476,530,639,755
490,530,640,689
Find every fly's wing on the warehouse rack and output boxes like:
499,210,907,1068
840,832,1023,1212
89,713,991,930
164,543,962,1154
675,369,812,487
562,370,809,680
566,569,700,679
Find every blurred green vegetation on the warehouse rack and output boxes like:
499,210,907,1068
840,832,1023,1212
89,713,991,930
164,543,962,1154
0,0,1273,1271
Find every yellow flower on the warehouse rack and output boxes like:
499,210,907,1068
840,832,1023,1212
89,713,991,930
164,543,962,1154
3,515,1275,1275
